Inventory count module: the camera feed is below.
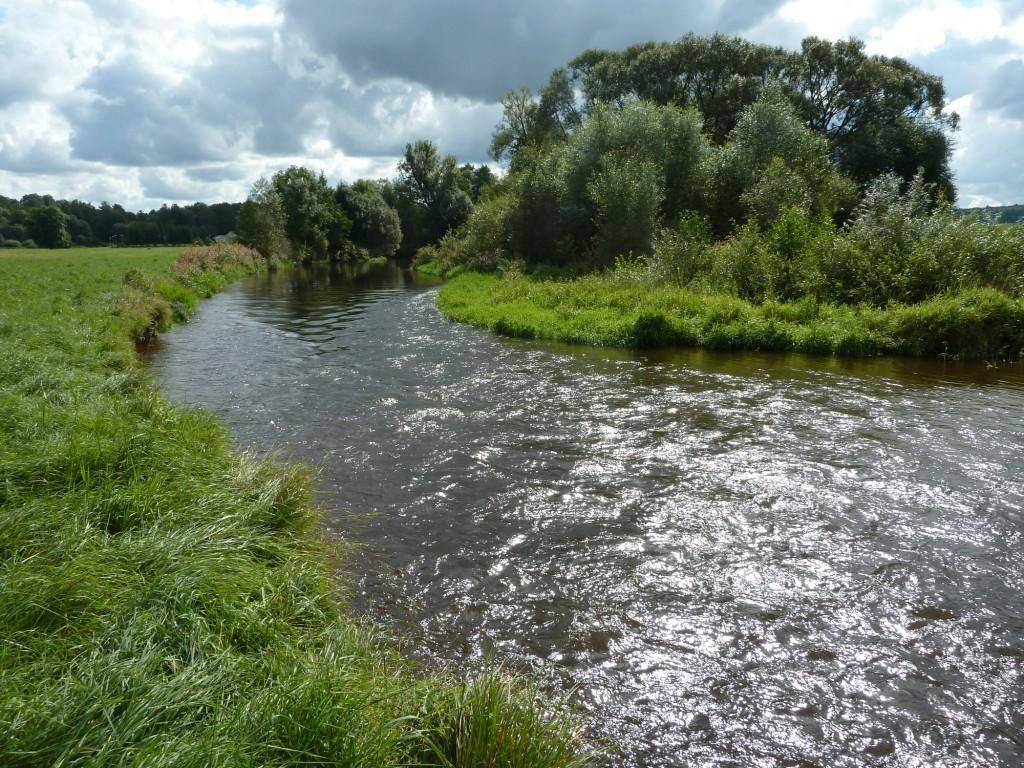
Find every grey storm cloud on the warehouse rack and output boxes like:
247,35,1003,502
979,58,1024,119
282,0,789,101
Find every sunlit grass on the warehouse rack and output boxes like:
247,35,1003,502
438,271,1024,361
0,246,595,767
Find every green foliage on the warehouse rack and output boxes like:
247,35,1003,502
703,83,857,235
829,173,1024,304
336,179,402,257
27,205,71,249
0,194,241,247
0,247,595,768
587,154,664,263
491,68,583,168
271,166,350,261
564,33,955,195
967,204,1024,224
438,272,1024,360
506,101,707,266
571,34,788,143
795,37,956,195
414,191,516,277
648,212,713,287
235,177,290,260
385,140,474,257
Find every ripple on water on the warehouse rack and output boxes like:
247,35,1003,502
150,263,1024,768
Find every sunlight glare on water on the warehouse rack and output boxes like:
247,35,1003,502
150,262,1024,767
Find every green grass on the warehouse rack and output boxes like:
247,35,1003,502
0,247,594,767
438,271,1024,360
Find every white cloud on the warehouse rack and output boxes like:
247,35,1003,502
0,0,1022,207
864,0,1004,57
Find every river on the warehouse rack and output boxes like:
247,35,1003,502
149,261,1024,767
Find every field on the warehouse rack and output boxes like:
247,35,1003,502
437,271,1024,361
0,247,591,767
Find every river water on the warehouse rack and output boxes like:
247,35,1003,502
149,262,1024,767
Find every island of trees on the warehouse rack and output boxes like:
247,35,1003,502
413,34,1024,361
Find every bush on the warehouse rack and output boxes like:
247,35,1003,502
703,82,857,236
507,102,707,265
2,240,21,249
843,174,1024,304
587,154,664,262
648,212,712,287
21,239,38,249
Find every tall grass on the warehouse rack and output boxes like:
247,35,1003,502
0,246,594,767
438,271,1024,361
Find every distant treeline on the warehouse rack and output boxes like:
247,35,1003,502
1,150,495,257
963,204,1024,224
0,194,240,249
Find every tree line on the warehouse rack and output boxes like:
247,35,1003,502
0,142,494,258
0,194,240,249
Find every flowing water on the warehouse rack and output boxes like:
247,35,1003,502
149,262,1024,767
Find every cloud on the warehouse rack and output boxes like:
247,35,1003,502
948,94,1024,206
977,58,1024,119
0,0,1022,208
281,0,789,101
0,103,78,174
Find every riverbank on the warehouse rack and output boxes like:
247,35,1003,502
437,271,1024,361
0,247,591,766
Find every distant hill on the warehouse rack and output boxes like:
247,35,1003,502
961,204,1024,224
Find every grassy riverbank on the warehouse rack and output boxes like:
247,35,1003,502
0,247,591,767
438,271,1024,361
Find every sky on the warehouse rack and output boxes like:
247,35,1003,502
0,0,1022,210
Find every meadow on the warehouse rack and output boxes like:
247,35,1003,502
0,246,592,767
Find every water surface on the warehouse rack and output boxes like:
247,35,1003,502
150,262,1024,767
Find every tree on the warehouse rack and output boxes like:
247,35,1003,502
490,69,583,168
335,180,402,257
271,166,350,261
28,205,71,248
459,164,496,202
791,37,956,195
508,101,708,264
703,83,858,235
562,34,956,195
569,35,790,142
236,177,289,259
392,141,472,254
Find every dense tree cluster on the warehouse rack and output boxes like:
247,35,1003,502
0,194,240,248
502,34,957,197
416,34,967,274
234,143,493,262
420,34,1024,319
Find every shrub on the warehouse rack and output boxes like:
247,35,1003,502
2,240,21,249
703,82,857,236
508,101,707,265
648,212,712,287
588,154,664,262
